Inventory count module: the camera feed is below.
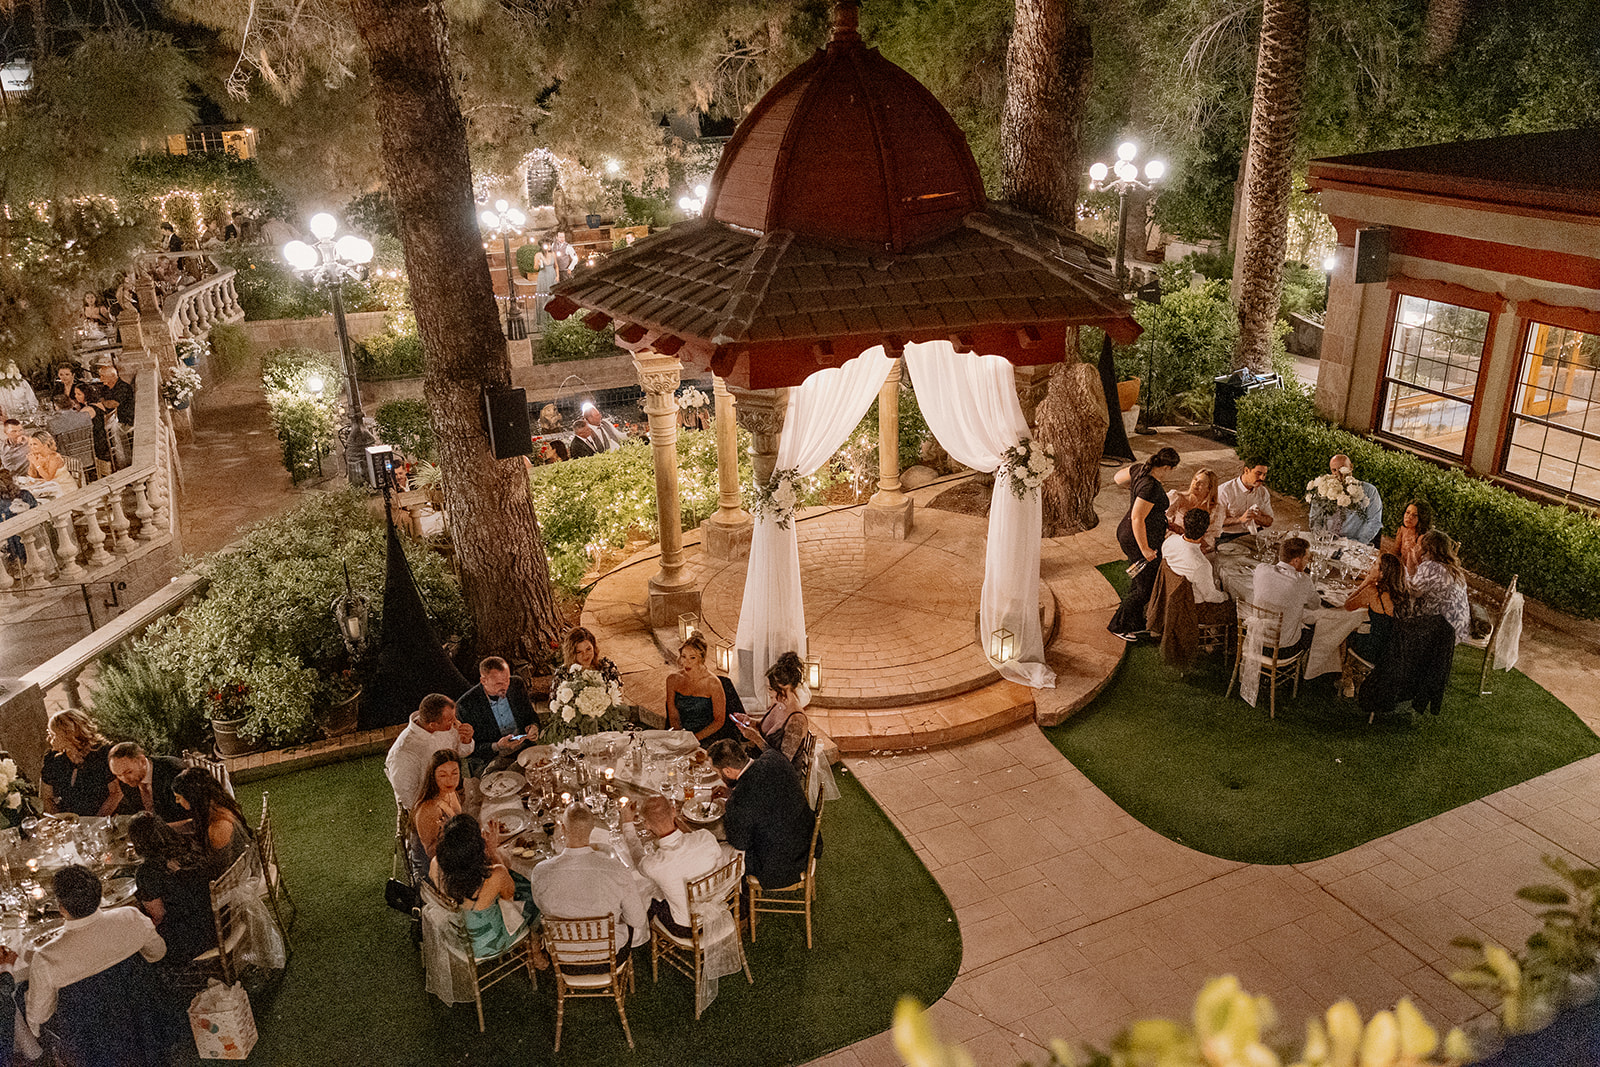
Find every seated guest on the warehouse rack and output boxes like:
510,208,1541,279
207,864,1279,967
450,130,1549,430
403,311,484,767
527,805,648,964
128,813,215,965
733,651,812,766
1409,529,1471,644
28,431,76,492
1250,535,1320,654
109,742,188,825
1344,553,1411,665
1391,499,1431,575
1216,458,1275,542
1162,509,1230,618
455,656,541,766
41,711,120,817
667,634,742,748
19,865,167,1044
637,796,727,939
431,814,537,959
172,768,252,875
384,693,475,812
412,750,465,859
709,739,816,891
1311,454,1383,546
568,418,602,459
0,421,30,476
1164,467,1223,549
563,625,620,683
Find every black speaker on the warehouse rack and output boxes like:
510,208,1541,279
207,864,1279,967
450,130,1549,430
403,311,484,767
364,444,397,489
482,387,533,459
1354,227,1389,284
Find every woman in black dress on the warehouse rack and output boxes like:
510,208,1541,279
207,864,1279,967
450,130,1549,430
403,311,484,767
40,710,120,817
1108,446,1181,640
129,812,216,964
665,633,742,747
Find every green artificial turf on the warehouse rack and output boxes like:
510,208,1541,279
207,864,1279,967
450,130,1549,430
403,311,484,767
1042,563,1600,865
176,755,958,1067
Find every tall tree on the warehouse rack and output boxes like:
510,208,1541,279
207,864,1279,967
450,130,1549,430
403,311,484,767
998,0,1106,535
342,0,563,663
1421,0,1470,64
1232,0,1309,372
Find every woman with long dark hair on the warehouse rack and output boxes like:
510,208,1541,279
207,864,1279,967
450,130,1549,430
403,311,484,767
1344,553,1411,664
734,650,811,764
172,767,253,874
1410,529,1470,643
429,814,535,959
130,812,216,963
1108,446,1182,640
1392,499,1432,575
412,750,464,859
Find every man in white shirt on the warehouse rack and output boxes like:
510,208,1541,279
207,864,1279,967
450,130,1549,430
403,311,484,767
384,693,475,811
19,865,167,1037
1163,509,1228,606
0,420,30,475
1217,459,1275,542
528,805,650,958
580,403,626,452
1250,536,1321,652
636,796,728,938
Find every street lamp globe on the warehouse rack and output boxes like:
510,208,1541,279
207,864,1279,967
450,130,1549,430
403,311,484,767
495,198,509,213
479,210,499,229
308,213,338,241
506,207,526,227
1144,160,1166,182
337,235,374,265
1114,159,1137,182
694,184,708,200
1323,254,1338,271
305,375,324,395
1117,141,1138,162
1089,162,1108,183
282,240,318,271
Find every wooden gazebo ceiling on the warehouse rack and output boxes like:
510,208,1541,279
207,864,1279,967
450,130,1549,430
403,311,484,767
547,207,1141,390
547,0,1140,391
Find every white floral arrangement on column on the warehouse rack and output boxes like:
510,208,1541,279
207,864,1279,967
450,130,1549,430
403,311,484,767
544,664,629,743
1305,467,1368,511
161,365,203,408
999,437,1055,499
676,386,708,411
749,467,800,529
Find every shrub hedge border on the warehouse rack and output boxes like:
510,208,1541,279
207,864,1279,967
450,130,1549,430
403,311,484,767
1237,389,1600,619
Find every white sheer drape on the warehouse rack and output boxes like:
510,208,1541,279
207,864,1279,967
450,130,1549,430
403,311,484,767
734,349,895,695
903,341,1055,687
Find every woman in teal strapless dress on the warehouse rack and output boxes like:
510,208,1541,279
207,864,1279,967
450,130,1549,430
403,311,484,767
666,634,743,748
431,814,536,958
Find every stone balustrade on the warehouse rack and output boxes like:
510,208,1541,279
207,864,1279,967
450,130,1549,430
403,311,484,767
162,258,245,340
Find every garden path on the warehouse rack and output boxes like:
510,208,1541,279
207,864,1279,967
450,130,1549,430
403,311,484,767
808,428,1600,1066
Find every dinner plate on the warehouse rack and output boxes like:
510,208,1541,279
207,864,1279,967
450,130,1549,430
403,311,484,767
480,770,525,799
103,877,137,907
516,746,556,771
488,810,532,837
649,733,700,756
1217,540,1248,556
681,798,724,824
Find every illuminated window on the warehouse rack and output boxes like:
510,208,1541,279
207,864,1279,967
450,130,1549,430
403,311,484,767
1377,294,1489,456
1503,322,1600,503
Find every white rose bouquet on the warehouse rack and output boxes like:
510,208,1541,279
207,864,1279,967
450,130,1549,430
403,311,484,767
999,437,1055,499
750,468,801,529
544,664,630,743
1305,468,1369,539
0,755,38,825
676,386,709,411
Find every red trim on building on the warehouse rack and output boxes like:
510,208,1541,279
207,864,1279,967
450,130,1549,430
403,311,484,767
1385,274,1506,315
1515,300,1600,337
1307,172,1600,228
1387,229,1600,291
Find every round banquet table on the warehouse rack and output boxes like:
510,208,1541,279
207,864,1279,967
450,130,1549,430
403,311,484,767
1215,534,1376,680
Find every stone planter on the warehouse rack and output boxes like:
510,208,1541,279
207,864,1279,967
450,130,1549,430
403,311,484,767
318,689,362,739
210,715,260,757
585,213,603,229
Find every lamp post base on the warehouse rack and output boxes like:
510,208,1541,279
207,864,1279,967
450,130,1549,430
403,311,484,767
344,422,376,487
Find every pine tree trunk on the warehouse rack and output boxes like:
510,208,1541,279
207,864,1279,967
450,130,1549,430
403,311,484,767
1233,0,1310,372
1001,0,1103,534
1422,0,1470,64
345,0,562,664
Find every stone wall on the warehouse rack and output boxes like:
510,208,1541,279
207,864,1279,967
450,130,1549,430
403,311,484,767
235,311,391,356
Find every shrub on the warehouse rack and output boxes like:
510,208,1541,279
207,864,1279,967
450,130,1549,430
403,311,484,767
89,648,210,755
1123,274,1239,424
375,399,436,463
206,321,254,380
537,316,623,363
261,347,338,483
354,328,425,380
1237,388,1600,617
221,251,386,321
134,492,470,746
515,243,542,277
1279,261,1328,320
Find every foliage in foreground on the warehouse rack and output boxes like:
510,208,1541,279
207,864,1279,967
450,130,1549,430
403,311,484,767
375,399,436,463
536,316,625,363
129,492,469,746
1237,389,1600,618
893,977,1469,1067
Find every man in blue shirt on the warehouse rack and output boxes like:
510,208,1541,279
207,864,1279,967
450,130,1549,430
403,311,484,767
1312,453,1383,547
455,656,541,768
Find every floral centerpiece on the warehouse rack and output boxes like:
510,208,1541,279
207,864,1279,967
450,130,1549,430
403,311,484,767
162,365,203,409
0,755,38,826
543,664,629,744
998,437,1055,499
1305,466,1369,539
750,467,801,529
676,386,709,412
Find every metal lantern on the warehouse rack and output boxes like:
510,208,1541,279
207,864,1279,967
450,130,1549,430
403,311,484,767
332,564,370,656
804,656,822,691
990,627,1017,663
714,642,734,674
678,612,700,641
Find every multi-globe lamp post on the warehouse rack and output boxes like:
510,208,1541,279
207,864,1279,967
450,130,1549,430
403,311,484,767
282,213,376,487
1088,142,1166,435
479,199,528,340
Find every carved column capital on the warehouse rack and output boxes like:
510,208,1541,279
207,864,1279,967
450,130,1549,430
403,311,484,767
632,350,683,417
729,386,788,487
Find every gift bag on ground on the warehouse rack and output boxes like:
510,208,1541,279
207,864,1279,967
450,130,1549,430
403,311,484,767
189,979,258,1059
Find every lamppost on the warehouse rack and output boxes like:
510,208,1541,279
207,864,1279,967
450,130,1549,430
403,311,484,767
1089,142,1166,436
283,214,375,487
478,199,528,340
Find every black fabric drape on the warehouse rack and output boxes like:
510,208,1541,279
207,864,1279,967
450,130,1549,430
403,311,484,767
364,522,469,729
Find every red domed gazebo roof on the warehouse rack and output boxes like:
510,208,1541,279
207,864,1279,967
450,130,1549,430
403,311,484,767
548,1,1139,390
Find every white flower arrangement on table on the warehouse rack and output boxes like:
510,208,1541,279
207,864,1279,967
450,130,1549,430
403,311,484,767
749,467,800,529
0,755,38,818
676,386,709,411
544,664,630,743
1305,467,1368,511
999,437,1055,499
161,365,203,408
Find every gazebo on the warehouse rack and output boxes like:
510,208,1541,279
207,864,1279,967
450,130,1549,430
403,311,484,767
550,0,1138,695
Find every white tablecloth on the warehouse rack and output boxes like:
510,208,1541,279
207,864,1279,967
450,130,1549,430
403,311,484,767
1218,553,1369,679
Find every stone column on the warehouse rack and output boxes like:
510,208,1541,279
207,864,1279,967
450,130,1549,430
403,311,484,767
864,358,913,539
634,351,701,630
729,387,788,487
702,376,754,560
1013,363,1055,429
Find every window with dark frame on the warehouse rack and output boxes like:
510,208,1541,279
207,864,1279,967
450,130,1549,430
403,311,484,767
1503,321,1600,503
1377,293,1490,457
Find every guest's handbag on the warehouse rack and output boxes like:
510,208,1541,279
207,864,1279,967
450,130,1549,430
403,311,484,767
189,980,257,1060
386,877,420,914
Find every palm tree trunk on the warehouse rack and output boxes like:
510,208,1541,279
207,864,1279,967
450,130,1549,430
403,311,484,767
345,0,563,664
1001,0,1105,534
1422,0,1471,64
1233,0,1310,372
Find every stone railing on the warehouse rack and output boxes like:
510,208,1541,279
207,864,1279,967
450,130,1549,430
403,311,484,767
156,254,245,340
0,362,174,604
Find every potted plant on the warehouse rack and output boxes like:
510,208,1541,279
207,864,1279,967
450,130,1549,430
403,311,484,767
319,668,363,738
162,365,203,411
177,337,209,368
205,680,260,757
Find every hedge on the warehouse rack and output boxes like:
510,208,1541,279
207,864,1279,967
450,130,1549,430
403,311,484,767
1237,388,1600,619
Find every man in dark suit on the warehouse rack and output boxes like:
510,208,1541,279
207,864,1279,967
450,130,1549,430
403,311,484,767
709,739,817,889
455,656,541,767
107,743,187,825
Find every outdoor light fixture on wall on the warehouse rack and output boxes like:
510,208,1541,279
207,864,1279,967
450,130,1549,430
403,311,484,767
678,613,700,642
989,628,1017,664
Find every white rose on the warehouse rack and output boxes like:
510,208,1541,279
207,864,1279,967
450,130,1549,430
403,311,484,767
1336,493,1351,507
1028,452,1050,473
561,706,576,723
6,793,19,810
556,685,574,704
772,482,797,512
1,759,16,779
577,687,609,718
